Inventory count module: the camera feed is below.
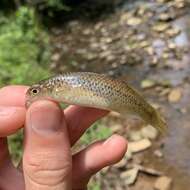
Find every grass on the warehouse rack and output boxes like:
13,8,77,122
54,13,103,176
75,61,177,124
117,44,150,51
80,122,112,145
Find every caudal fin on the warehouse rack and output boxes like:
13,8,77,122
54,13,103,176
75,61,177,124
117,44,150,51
151,111,168,134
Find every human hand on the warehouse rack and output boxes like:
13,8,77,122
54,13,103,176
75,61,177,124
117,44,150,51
0,85,127,190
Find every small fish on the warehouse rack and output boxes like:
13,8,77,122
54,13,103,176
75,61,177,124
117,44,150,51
26,72,167,133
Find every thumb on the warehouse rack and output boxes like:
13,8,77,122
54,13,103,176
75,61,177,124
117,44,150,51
23,100,72,190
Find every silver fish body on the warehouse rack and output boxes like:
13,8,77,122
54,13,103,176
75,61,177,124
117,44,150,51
26,72,167,133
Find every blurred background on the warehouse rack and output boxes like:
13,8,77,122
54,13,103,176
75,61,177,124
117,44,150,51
1,0,190,189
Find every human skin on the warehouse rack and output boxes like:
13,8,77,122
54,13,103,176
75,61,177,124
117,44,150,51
0,85,128,190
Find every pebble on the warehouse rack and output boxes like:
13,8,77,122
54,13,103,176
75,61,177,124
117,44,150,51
115,157,127,168
141,125,158,140
168,88,182,103
128,139,152,153
120,168,139,185
154,149,164,158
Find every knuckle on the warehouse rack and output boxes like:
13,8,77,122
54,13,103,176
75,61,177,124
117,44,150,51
24,153,72,186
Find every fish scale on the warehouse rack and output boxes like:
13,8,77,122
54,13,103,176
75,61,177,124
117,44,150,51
26,72,167,133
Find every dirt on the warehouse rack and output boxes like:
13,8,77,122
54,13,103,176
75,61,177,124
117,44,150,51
50,0,190,189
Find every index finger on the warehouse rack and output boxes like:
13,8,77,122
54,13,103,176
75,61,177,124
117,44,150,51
0,85,29,106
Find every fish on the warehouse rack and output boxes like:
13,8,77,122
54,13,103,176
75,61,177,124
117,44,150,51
26,72,167,133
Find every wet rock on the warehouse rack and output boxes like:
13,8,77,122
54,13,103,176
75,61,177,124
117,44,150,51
158,13,175,22
165,27,181,38
139,41,150,48
127,17,142,26
120,168,139,185
168,88,182,103
128,139,152,153
168,42,177,50
152,23,170,32
141,79,156,89
145,46,155,56
154,176,172,190
141,125,158,140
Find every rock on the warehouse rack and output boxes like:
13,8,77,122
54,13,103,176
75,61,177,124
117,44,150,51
126,149,133,161
154,176,172,190
109,111,121,118
165,27,181,38
99,50,112,59
129,130,143,141
135,165,163,176
152,23,170,32
158,13,174,22
154,149,164,158
128,139,152,153
141,125,158,140
111,124,122,133
127,17,142,26
174,1,185,8
145,46,155,56
83,29,91,35
120,168,139,185
115,157,127,168
85,53,97,61
139,41,150,48
101,166,110,174
168,88,182,103
141,79,156,89
51,53,61,61
168,42,177,50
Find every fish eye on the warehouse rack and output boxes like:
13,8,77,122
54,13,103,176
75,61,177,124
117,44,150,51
31,88,39,94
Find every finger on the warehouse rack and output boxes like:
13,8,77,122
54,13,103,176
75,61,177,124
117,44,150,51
72,134,127,189
23,100,72,190
64,106,109,145
0,85,28,106
0,138,25,190
0,106,26,137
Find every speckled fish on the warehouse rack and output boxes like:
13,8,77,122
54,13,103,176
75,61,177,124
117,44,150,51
26,72,167,133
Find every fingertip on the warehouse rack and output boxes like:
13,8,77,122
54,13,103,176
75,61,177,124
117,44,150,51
103,134,128,164
0,106,26,136
0,85,29,107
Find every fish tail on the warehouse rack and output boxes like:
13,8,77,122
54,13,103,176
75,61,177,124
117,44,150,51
151,110,168,134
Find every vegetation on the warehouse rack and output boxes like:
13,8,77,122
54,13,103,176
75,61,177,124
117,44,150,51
1,3,111,189
0,6,51,86
81,122,112,145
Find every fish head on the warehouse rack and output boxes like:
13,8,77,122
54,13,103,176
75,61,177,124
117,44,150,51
25,82,54,108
